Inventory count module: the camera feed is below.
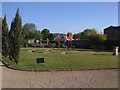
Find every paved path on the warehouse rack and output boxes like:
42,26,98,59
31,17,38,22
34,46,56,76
1,66,118,88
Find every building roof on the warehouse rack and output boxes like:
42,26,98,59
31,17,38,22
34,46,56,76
104,25,120,30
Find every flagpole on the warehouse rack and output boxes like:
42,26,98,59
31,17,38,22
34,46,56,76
58,40,60,50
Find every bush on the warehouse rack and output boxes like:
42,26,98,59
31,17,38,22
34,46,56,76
88,34,107,49
48,43,56,48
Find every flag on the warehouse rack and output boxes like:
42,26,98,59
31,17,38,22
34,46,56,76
56,34,60,41
68,34,72,41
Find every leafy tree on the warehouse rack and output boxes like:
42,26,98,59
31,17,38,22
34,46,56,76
2,15,9,57
73,33,80,39
88,34,107,49
41,29,50,40
80,29,97,39
48,33,55,41
34,30,43,40
22,23,37,40
9,9,22,64
88,34,107,44
22,23,42,46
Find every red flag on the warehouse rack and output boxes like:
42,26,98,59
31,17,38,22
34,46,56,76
56,34,60,41
68,34,72,41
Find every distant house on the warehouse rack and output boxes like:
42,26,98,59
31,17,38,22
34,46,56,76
28,39,35,44
104,26,120,40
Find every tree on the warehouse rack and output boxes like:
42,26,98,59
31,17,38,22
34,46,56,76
88,34,107,44
9,9,22,64
73,33,80,39
22,23,37,40
22,23,43,46
41,29,50,40
34,30,43,40
48,33,55,41
2,15,9,57
88,34,107,49
80,29,97,39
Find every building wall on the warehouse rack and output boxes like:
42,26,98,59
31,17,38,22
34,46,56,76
104,26,120,40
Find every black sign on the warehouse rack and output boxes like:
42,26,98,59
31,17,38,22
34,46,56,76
36,58,44,63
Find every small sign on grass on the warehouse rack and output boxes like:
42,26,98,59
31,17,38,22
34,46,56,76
36,58,44,64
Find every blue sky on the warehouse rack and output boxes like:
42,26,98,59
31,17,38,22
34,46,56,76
2,2,118,34
118,2,120,25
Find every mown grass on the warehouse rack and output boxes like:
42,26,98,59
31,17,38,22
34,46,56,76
3,48,118,71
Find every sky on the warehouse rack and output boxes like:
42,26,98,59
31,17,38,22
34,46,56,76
1,0,120,2
118,2,120,25
2,2,118,34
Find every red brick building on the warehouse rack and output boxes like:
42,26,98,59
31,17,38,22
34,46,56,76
104,26,120,40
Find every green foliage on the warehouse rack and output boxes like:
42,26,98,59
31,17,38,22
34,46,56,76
73,33,80,39
48,43,56,48
22,23,43,47
73,29,107,49
22,23,37,40
80,29,97,39
88,34,107,49
41,29,50,40
2,15,9,57
48,33,55,40
9,9,22,64
34,30,43,40
88,34,107,44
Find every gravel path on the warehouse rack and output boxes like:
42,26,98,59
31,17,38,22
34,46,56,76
1,65,118,88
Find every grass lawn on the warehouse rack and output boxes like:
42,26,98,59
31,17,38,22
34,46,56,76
3,48,118,71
